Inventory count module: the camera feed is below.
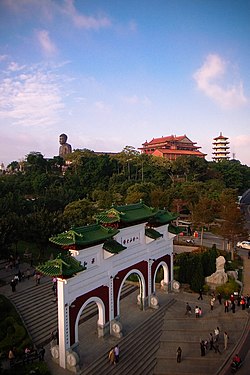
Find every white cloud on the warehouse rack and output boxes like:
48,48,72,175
8,61,26,71
37,30,57,56
61,0,111,30
0,55,8,62
193,54,248,109
0,63,64,126
94,101,112,113
231,134,250,165
123,95,151,106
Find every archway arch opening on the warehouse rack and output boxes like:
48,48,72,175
152,261,169,293
74,296,105,344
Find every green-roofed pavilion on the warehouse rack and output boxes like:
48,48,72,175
168,223,184,235
36,252,85,278
95,208,121,225
49,224,119,249
110,202,157,226
148,210,179,226
102,239,127,254
145,228,163,239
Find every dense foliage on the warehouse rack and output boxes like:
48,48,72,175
0,148,249,260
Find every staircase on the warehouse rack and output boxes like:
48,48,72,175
78,299,175,375
153,298,248,375
8,280,138,347
8,281,58,346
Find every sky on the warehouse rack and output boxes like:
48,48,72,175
0,0,250,167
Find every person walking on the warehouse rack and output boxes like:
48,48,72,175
10,279,16,292
26,268,31,280
176,346,182,363
114,345,120,364
209,333,215,351
214,327,220,342
210,297,215,311
195,306,200,318
224,299,229,313
8,348,15,367
224,332,229,350
38,346,45,361
214,341,221,354
231,301,236,313
108,347,116,365
200,340,206,356
218,293,222,305
185,302,192,316
198,288,203,300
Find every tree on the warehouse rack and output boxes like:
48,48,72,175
62,199,97,228
190,256,204,292
125,182,156,205
25,152,48,174
216,193,248,259
192,196,217,246
22,208,61,260
113,146,140,180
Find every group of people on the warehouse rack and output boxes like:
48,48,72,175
10,268,36,292
8,345,45,367
224,293,250,313
108,345,120,365
5,255,21,271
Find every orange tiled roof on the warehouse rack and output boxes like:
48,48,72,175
153,149,207,156
143,135,192,146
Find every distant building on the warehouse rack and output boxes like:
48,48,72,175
212,132,230,162
139,135,206,160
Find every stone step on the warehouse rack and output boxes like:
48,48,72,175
80,299,175,375
154,356,226,375
7,281,139,347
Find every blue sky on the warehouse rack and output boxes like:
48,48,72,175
0,0,250,167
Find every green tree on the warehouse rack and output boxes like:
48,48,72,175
192,196,217,246
22,208,61,260
62,199,97,227
190,256,204,292
125,182,156,205
216,193,248,259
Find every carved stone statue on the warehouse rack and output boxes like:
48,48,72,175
59,134,72,158
205,255,228,288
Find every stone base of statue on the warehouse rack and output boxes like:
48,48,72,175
205,255,228,290
205,271,228,290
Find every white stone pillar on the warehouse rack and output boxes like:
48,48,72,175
148,259,153,295
170,245,174,290
57,278,70,369
109,276,115,332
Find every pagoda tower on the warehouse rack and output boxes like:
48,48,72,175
212,132,230,162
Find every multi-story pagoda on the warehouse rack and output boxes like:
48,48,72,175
212,132,230,162
139,135,206,160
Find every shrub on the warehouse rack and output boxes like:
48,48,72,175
216,277,241,299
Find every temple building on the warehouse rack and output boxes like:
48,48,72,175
139,135,206,160
212,132,230,162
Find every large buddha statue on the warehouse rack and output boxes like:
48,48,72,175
59,133,72,159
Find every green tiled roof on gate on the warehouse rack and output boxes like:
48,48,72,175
95,208,122,224
145,228,163,239
49,224,119,247
103,239,127,254
168,224,184,235
111,202,157,224
36,252,85,278
148,210,179,225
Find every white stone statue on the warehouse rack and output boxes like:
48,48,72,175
205,255,228,287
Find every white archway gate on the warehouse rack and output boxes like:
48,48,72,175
53,221,175,371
